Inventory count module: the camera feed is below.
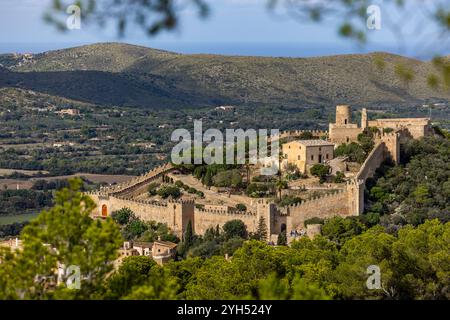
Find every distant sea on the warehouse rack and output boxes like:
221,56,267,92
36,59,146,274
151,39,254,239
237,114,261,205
0,41,447,60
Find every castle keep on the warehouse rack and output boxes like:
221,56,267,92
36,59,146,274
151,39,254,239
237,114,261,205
329,105,363,144
88,106,431,242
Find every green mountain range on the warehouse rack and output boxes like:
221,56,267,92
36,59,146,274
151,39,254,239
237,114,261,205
0,42,448,109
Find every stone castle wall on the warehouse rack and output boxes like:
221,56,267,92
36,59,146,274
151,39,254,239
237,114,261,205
88,192,260,236
88,177,364,238
99,163,174,197
276,130,328,140
88,193,192,237
355,142,387,182
194,207,258,235
329,125,362,145
283,188,354,231
368,118,431,140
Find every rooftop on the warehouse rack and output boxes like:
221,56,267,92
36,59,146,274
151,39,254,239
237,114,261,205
293,139,335,147
154,240,178,249
132,241,153,248
369,118,430,122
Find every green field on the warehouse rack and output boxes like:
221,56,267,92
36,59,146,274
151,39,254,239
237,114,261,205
0,212,39,225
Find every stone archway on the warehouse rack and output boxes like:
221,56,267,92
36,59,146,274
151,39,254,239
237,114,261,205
101,204,108,217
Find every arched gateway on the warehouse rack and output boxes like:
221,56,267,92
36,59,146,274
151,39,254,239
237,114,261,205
101,204,108,217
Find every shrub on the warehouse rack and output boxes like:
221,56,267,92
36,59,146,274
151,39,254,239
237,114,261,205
310,164,330,183
333,171,345,183
157,185,181,199
304,217,324,226
111,208,135,225
277,195,302,207
187,187,197,194
124,219,148,239
213,169,242,188
174,180,184,188
196,191,205,198
223,220,247,240
246,183,272,198
335,142,366,163
147,182,159,196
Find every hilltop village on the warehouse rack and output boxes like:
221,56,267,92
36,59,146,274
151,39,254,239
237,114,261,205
88,105,432,248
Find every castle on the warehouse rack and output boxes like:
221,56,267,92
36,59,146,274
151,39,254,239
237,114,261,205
88,106,432,242
329,104,431,145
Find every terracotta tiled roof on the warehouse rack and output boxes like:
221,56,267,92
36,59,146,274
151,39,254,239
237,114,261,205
153,240,177,249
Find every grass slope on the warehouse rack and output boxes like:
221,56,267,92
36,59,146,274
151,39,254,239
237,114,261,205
1,43,449,109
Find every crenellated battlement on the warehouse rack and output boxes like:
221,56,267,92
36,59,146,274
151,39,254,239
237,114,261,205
168,198,195,205
274,130,328,140
284,189,346,211
114,196,169,208
282,186,354,230
98,163,174,196
106,196,196,208
346,179,364,187
195,207,257,216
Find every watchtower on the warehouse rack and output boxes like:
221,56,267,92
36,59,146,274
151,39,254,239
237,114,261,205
361,108,368,130
335,105,352,125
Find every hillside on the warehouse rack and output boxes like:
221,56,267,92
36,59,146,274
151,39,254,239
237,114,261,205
0,42,449,109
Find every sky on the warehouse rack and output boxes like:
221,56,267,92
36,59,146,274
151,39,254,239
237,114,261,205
0,0,448,59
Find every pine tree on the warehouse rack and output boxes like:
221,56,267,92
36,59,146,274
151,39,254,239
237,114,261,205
0,178,122,299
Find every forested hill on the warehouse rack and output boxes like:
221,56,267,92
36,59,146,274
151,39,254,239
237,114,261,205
0,42,449,109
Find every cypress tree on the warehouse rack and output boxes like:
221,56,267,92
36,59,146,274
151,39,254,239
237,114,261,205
183,220,194,248
257,216,268,242
215,224,220,238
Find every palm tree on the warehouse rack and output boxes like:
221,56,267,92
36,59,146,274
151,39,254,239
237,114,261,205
275,178,288,201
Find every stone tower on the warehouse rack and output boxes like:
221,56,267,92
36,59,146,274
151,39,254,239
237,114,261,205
361,108,368,130
347,179,364,215
335,105,352,125
170,200,195,238
329,105,363,144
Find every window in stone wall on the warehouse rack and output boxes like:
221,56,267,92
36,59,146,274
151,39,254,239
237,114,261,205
311,155,314,161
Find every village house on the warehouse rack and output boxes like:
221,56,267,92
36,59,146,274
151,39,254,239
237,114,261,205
214,105,235,112
0,238,23,252
281,139,335,173
151,240,178,265
55,108,80,116
117,239,177,266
